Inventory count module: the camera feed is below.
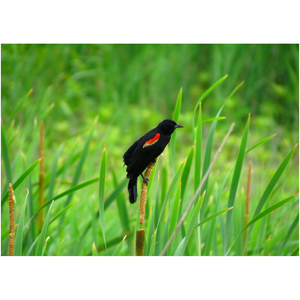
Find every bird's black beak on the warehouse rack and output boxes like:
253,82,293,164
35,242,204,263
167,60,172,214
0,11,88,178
174,122,184,128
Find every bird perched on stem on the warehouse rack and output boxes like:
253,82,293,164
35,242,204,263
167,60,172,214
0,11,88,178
123,119,183,204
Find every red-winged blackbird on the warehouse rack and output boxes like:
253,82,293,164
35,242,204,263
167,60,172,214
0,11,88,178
123,119,183,204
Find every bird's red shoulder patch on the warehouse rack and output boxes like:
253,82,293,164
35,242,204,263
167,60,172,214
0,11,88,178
143,133,160,148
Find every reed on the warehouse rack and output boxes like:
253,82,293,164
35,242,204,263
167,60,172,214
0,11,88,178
8,183,15,256
136,160,156,256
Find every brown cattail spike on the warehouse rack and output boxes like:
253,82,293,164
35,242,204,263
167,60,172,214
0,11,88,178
136,229,145,256
8,183,15,256
135,158,157,256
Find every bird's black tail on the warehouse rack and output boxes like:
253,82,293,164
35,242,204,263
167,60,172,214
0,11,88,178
128,178,138,204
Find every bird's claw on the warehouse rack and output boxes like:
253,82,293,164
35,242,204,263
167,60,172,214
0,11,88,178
141,174,149,186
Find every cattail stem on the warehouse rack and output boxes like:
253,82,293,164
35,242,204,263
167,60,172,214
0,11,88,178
39,121,45,232
243,161,252,255
139,161,155,224
136,229,145,256
136,159,156,256
8,183,15,256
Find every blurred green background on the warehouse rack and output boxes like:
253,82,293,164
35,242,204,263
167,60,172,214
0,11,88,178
1,44,299,255
2,44,299,149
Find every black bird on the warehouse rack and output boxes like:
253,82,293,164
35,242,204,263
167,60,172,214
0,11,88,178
123,119,184,204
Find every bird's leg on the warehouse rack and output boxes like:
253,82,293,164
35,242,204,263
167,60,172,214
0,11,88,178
152,158,157,164
141,173,149,186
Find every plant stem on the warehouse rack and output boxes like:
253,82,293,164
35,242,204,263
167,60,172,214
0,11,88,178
139,161,155,225
136,159,156,256
8,183,15,256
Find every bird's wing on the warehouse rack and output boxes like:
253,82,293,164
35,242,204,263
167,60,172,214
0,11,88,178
124,129,158,164
123,139,139,165
142,132,161,148
126,131,164,179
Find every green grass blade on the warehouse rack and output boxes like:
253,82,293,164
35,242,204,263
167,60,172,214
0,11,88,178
1,122,13,185
7,89,33,125
291,247,299,256
133,216,139,256
146,175,160,255
47,143,64,201
170,87,182,171
166,183,182,255
23,201,75,255
157,160,184,227
42,237,51,256
56,124,96,233
181,145,195,201
104,179,127,209
92,232,133,255
201,81,244,220
174,237,186,256
1,158,41,206
60,125,95,214
56,147,81,178
163,208,172,255
112,169,130,233
244,195,297,232
148,230,157,256
200,105,224,219
99,145,107,250
14,189,29,256
280,212,299,254
1,225,18,242
52,177,99,202
92,242,98,256
169,182,182,238
23,158,35,250
245,133,277,154
35,200,54,256
225,114,250,251
192,74,228,139
37,102,55,123
112,235,127,256
205,168,233,255
49,202,76,225
225,194,297,255
24,178,99,231
252,145,297,217
66,128,90,140
195,207,233,228
25,235,39,256
178,192,205,256
203,117,226,123
79,179,127,242
194,103,202,191
263,235,272,256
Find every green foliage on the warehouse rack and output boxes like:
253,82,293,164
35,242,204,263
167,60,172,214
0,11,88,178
35,201,54,256
225,115,250,251
1,159,41,206
14,190,29,256
1,44,298,256
99,145,107,249
112,235,126,256
226,194,298,255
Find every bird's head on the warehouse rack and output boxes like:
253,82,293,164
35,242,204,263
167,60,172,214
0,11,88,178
158,119,184,134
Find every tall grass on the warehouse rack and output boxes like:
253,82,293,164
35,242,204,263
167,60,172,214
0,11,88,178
1,45,298,256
